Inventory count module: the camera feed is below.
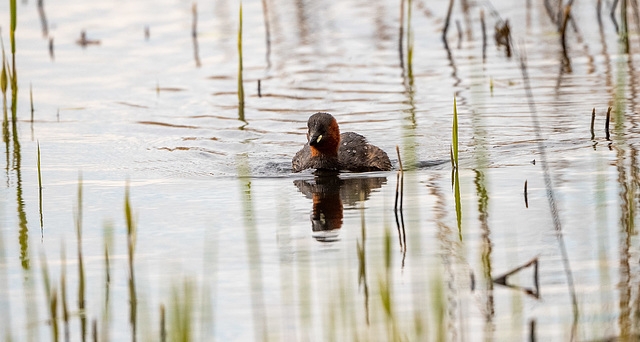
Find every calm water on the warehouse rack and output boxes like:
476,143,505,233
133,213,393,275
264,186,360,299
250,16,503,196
1,0,640,340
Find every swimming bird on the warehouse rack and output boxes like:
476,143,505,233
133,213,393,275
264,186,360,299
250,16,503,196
292,112,392,172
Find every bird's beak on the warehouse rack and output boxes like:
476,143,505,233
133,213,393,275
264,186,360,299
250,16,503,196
309,133,323,146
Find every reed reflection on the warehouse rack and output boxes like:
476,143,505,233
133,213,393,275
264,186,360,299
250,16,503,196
294,173,386,242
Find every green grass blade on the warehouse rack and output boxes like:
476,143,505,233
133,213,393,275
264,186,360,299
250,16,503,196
453,96,459,168
37,141,43,229
10,0,16,54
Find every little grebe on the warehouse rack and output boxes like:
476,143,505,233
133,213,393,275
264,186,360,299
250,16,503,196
292,112,392,172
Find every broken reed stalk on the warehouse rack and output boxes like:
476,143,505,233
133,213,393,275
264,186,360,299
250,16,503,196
524,180,529,208
605,106,611,140
560,4,572,71
590,108,596,140
442,0,454,45
493,256,538,285
49,38,54,60
257,79,261,98
399,0,405,70
396,145,404,172
237,3,245,121
481,10,487,62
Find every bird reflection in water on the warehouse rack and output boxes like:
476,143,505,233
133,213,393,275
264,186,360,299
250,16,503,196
293,172,387,242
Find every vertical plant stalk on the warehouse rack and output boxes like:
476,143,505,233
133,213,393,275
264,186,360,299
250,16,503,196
393,146,407,264
125,182,138,341
357,190,370,324
398,0,405,71
524,180,529,208
9,0,17,122
621,0,630,53
39,251,59,342
2,39,9,145
560,4,572,72
101,222,113,342
37,141,43,231
452,97,459,168
76,175,87,341
481,10,487,62
606,106,612,140
61,241,69,342
442,0,454,46
257,79,261,98
453,98,462,239
590,108,596,140
37,0,48,37
237,3,245,122
406,0,413,83
30,83,34,121
160,304,166,342
191,3,201,68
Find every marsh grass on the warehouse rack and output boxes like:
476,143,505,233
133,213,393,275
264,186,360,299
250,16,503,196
406,0,413,81
377,229,400,341
432,273,446,342
37,141,43,230
398,0,405,70
75,175,87,341
125,182,138,339
452,97,462,238
237,3,245,122
169,279,195,342
39,250,59,342
452,97,459,168
60,241,69,341
1,39,8,144
101,222,114,342
8,0,17,121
